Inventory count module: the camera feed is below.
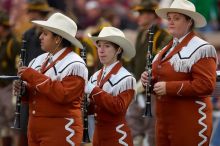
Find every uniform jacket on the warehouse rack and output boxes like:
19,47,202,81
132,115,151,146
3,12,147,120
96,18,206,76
152,32,217,146
152,31,217,98
88,62,136,146
21,48,88,118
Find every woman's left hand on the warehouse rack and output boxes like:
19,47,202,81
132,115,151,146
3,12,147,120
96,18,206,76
153,81,166,96
17,66,28,76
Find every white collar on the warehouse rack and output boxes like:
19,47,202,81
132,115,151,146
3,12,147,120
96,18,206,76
103,61,119,76
48,47,67,62
174,31,191,43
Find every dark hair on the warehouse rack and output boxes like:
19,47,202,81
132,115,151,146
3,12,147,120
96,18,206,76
52,32,72,47
110,42,123,60
183,14,195,30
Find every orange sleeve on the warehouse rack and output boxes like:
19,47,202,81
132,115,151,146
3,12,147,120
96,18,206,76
21,68,85,104
89,87,135,114
166,57,217,97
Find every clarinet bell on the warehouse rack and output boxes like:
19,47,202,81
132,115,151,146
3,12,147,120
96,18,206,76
143,104,152,117
82,128,91,143
11,113,21,130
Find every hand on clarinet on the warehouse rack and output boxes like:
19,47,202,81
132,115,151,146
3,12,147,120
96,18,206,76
17,57,28,77
153,82,166,96
17,66,28,77
13,59,28,96
141,71,149,86
141,71,166,96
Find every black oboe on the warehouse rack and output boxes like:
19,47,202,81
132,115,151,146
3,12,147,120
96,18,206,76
81,47,91,143
11,36,27,129
143,25,155,117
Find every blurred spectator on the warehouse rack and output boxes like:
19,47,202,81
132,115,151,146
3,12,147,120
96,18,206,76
102,7,137,30
72,0,87,30
83,0,102,29
0,10,20,146
0,0,13,14
8,0,31,40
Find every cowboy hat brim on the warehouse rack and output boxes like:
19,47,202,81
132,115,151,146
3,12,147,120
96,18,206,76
90,36,136,61
155,8,207,28
32,20,83,49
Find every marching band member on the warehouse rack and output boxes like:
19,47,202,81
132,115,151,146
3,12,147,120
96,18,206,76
14,12,88,146
85,26,136,146
141,0,218,146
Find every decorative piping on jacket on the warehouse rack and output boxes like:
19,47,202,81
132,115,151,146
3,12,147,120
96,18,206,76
35,78,50,91
65,118,75,146
116,124,128,146
177,83,183,96
195,101,207,146
91,91,103,101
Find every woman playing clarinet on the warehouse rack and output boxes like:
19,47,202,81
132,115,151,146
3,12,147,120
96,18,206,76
141,0,217,146
14,12,88,146
85,26,136,146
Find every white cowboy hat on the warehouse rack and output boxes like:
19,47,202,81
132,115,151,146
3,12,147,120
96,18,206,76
89,27,136,61
32,12,83,48
155,0,207,28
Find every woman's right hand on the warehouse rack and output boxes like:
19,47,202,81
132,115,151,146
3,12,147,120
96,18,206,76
141,71,148,86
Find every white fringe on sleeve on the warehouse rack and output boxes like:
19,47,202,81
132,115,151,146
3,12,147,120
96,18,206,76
62,62,88,82
169,44,217,73
112,76,136,96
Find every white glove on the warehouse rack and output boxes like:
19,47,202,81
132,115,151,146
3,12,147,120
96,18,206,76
85,81,96,94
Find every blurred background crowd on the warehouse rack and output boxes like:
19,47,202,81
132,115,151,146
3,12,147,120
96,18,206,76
0,0,220,146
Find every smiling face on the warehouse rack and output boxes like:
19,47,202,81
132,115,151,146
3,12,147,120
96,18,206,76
96,40,120,67
167,12,193,38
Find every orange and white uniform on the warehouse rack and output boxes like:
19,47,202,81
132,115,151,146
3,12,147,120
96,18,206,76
87,61,136,146
152,32,217,146
21,47,88,146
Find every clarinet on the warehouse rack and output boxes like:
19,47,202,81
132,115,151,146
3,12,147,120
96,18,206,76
81,47,91,143
11,36,27,129
143,25,155,117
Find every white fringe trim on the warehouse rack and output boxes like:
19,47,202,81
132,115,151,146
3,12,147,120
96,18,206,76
116,124,128,146
112,77,136,96
170,45,217,73
63,63,88,82
65,118,75,146
195,101,208,146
